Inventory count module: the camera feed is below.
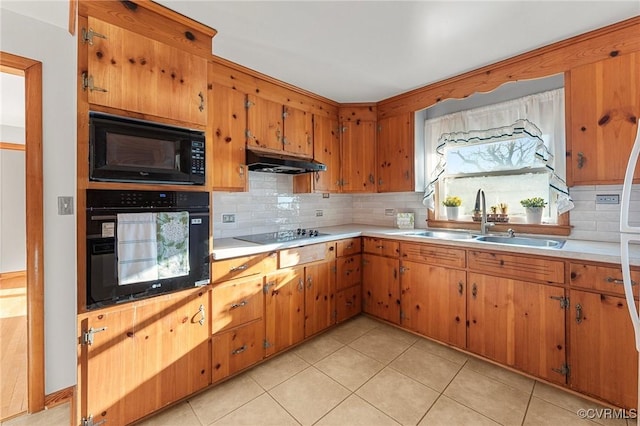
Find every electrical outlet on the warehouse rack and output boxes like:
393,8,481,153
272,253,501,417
222,214,236,223
322,193,330,199
57,196,74,215
316,210,323,217
596,194,620,204
385,208,395,216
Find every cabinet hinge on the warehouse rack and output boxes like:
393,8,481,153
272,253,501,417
246,129,254,139
263,282,274,294
399,266,408,274
81,27,107,45
263,339,272,349
82,415,106,426
550,295,570,309
282,110,289,119
81,72,108,93
82,327,107,346
400,310,405,321
552,363,570,377
245,100,254,109
341,126,347,133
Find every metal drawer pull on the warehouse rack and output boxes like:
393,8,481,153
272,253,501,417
575,303,583,324
230,300,248,310
230,264,249,272
458,281,463,295
472,283,477,299
198,304,206,326
231,345,247,355
375,245,384,249
605,276,637,286
346,244,353,249
307,276,313,288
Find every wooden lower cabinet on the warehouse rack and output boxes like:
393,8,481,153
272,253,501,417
304,261,336,337
336,285,362,323
400,261,466,348
78,288,210,426
212,319,264,383
264,268,306,356
569,289,638,409
467,273,566,384
362,253,400,324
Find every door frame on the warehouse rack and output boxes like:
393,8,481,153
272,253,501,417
1,52,45,413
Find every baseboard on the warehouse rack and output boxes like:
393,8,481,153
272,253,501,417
45,386,74,409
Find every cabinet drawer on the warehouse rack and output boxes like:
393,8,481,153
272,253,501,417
401,242,465,268
336,285,362,323
279,243,335,268
212,319,264,383
336,255,362,291
468,250,564,284
363,237,399,257
336,238,362,257
570,263,640,297
211,276,264,334
212,252,276,283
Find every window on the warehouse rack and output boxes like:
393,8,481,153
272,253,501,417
422,88,573,225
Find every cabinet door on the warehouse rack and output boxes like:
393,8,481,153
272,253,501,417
264,268,305,356
377,113,414,192
336,254,362,291
336,285,362,323
512,282,566,385
362,254,400,323
212,319,264,383
209,82,247,191
341,120,376,192
400,261,466,348
283,106,313,158
569,290,638,409
246,95,283,152
211,275,264,334
305,261,336,337
87,17,207,125
78,308,134,426
313,115,341,192
568,53,640,184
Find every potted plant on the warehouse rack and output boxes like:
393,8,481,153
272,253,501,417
442,195,462,221
520,197,547,224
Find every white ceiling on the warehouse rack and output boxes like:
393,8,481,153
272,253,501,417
1,1,639,104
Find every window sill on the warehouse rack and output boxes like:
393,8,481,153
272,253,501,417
426,219,571,237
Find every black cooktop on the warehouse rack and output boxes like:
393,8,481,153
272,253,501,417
234,229,327,245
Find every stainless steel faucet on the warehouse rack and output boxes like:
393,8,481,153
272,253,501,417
476,189,495,235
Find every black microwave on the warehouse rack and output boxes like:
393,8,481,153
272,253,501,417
89,112,205,185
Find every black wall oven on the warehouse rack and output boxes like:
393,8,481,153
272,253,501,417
85,189,210,310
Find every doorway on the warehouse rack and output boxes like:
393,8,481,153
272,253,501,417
0,52,44,420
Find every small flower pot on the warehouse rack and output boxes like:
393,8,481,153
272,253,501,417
525,207,544,224
446,206,459,221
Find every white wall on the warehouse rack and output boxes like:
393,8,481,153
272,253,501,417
0,149,26,272
0,7,77,394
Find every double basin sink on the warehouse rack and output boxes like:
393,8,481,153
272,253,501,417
410,230,565,249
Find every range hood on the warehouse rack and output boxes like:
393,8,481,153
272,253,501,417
246,149,327,174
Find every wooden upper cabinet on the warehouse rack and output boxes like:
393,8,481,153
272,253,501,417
85,17,207,125
341,120,376,192
377,113,414,192
567,52,640,185
283,106,313,158
312,115,341,192
209,81,247,191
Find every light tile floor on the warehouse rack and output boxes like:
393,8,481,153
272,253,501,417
2,315,635,426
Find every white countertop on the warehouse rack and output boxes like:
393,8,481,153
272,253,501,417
212,224,640,266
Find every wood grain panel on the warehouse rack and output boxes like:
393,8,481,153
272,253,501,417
336,238,362,257
341,119,376,193
279,243,335,268
400,242,466,268
362,254,400,324
336,285,361,323
336,255,362,291
339,104,377,122
376,113,414,192
246,94,283,152
212,319,264,383
362,237,399,258
468,250,564,284
264,268,305,356
283,105,313,158
304,261,335,337
212,252,276,283
570,262,640,298
211,276,263,334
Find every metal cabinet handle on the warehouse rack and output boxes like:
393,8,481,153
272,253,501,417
298,278,304,292
231,345,247,355
458,281,464,296
369,174,375,184
346,244,353,250
198,92,205,112
198,304,205,326
577,152,585,169
575,303,583,324
307,276,313,289
230,300,248,310
230,264,249,272
472,283,477,299
605,276,637,286
375,245,384,249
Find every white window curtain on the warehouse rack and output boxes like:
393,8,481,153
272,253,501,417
422,88,574,214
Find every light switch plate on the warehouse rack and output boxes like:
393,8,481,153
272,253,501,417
58,196,74,215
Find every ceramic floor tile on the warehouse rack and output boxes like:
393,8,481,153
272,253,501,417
371,323,419,346
138,401,201,426
532,382,630,426
347,315,383,331
2,402,70,426
356,367,439,425
524,397,600,426
315,394,400,426
248,351,310,390
326,318,375,345
349,328,413,364
188,373,264,425
465,356,535,394
389,347,462,392
269,367,350,426
211,393,298,426
444,367,531,425
418,395,500,426
411,337,469,367
315,346,384,391
293,332,344,364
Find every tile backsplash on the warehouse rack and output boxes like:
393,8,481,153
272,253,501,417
213,173,640,243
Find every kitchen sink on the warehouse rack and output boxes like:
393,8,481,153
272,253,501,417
474,235,565,249
412,230,476,240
